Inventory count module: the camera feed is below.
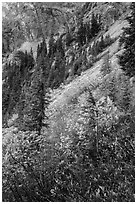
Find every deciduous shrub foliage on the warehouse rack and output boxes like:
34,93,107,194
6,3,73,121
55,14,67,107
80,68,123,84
3,90,135,202
2,2,134,202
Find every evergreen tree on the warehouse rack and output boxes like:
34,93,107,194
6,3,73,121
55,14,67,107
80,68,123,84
2,79,10,127
115,73,131,112
22,66,50,134
119,3,135,77
98,35,104,52
77,21,86,47
90,13,101,38
85,22,91,42
22,45,50,134
48,35,56,58
50,51,65,88
104,34,113,47
46,36,65,88
56,37,65,58
74,88,98,167
107,76,117,103
65,32,73,47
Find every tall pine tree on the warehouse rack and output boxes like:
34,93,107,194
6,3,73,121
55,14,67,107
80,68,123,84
22,67,51,134
22,47,51,134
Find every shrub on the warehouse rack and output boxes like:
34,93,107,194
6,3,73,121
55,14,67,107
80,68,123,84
2,131,61,201
3,94,135,202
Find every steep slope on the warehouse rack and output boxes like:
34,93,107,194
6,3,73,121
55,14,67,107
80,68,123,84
2,3,135,202
50,19,128,111
45,18,130,142
2,18,129,140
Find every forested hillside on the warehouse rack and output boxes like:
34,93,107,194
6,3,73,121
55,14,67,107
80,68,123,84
2,2,135,202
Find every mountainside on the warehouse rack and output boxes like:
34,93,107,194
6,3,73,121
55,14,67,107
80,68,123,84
51,19,128,109
48,18,131,139
2,2,135,202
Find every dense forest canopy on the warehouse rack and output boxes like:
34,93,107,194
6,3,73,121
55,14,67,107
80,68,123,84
2,2,135,202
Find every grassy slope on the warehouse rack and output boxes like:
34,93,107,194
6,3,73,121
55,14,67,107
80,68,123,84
47,19,129,140
2,19,129,141
50,19,128,111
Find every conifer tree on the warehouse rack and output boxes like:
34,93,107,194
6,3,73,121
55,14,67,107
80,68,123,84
90,41,98,57
74,88,98,166
116,74,131,112
22,46,50,134
48,35,56,58
65,32,74,47
98,35,104,52
22,66,50,134
119,3,135,77
2,78,10,127
85,22,91,42
90,13,101,38
56,37,65,58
